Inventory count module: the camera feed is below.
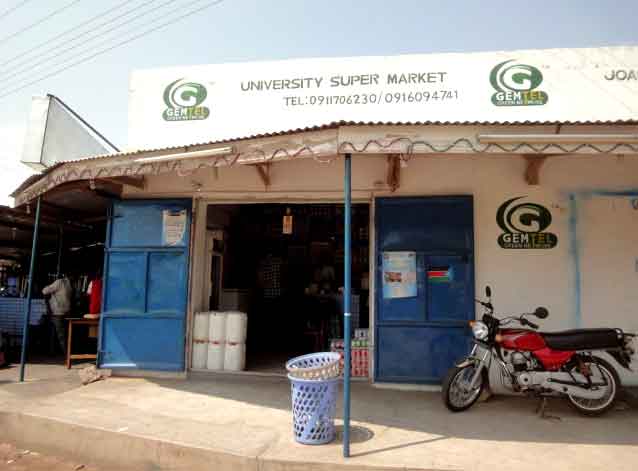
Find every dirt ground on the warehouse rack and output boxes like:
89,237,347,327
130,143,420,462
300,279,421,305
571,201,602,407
0,443,100,471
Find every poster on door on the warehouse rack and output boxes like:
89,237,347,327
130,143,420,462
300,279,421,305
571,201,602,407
162,209,187,246
382,251,417,299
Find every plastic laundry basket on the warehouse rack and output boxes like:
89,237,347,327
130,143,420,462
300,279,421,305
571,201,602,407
286,352,341,380
289,375,339,445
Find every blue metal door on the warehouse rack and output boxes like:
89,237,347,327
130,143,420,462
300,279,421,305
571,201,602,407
98,200,191,371
375,196,474,383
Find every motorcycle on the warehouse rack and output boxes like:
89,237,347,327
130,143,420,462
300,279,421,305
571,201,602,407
443,286,636,416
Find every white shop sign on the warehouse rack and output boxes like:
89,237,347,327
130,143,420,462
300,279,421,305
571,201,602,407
128,46,638,149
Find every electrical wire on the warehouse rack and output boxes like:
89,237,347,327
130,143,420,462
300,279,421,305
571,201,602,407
0,0,171,83
0,0,34,22
0,0,226,100
0,0,84,46
0,0,134,68
0,0,205,85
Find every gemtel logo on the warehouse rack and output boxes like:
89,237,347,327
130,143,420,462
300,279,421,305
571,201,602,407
496,197,557,249
490,60,548,106
162,79,210,121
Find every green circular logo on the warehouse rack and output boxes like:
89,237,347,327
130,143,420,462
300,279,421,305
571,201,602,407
164,79,207,108
490,60,547,106
162,78,210,121
491,60,543,92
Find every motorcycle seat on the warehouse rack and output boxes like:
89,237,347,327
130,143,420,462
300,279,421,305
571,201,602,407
541,328,624,351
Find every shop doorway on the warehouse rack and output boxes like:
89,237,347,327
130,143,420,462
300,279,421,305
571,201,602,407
204,203,370,374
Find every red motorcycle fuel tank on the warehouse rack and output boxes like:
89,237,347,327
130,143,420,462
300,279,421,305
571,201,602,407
498,329,575,371
498,329,546,351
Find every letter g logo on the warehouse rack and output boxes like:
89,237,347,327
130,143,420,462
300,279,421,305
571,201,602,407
490,60,543,92
496,197,552,234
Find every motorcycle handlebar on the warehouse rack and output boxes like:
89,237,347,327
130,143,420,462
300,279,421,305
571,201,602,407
500,315,540,330
475,299,493,311
477,299,541,330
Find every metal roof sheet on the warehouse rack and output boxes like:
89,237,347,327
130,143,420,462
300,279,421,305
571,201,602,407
26,119,638,163
10,120,638,199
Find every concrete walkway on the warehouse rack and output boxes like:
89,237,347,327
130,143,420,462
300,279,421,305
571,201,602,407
1,364,637,471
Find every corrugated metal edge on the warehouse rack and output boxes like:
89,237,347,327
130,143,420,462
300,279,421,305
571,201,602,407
11,174,44,196
10,119,638,198
31,119,638,163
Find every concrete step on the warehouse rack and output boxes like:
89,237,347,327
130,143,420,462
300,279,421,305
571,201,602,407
0,409,419,471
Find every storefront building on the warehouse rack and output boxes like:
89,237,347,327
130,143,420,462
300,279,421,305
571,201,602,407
13,46,638,385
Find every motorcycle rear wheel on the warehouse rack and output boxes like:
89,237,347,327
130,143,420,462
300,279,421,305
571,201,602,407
567,357,620,416
442,364,484,412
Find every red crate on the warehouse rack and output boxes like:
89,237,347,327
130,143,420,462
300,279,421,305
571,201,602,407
331,339,369,378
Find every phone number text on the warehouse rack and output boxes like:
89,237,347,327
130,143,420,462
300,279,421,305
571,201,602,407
283,90,459,107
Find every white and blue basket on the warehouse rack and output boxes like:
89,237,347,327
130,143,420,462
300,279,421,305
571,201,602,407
285,352,341,380
286,352,341,445
289,374,339,445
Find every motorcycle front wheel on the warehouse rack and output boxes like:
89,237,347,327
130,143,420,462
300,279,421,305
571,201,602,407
442,364,484,412
567,357,620,416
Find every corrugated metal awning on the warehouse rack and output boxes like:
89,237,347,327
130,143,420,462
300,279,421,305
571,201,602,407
11,120,638,206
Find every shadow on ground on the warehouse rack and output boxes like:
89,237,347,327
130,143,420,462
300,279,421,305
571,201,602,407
0,361,87,400
151,372,638,448
3,361,638,461
334,424,375,444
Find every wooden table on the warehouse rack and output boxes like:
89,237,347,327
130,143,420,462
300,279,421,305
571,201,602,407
66,318,99,369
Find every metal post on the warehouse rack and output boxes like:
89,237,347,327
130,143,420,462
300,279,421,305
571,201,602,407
19,196,42,382
55,226,63,277
343,154,352,457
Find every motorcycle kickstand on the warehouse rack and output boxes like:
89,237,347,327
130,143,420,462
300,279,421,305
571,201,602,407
535,397,561,421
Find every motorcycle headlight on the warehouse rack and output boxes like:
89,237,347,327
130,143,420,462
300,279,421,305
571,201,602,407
471,321,489,340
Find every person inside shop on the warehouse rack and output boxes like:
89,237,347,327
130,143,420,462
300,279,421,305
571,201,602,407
318,253,336,295
42,274,73,352
303,253,340,346
308,253,336,296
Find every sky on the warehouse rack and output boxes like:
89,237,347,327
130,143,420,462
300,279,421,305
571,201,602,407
0,0,636,204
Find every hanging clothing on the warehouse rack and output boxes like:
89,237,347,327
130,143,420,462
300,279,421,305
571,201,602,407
42,277,72,316
87,278,103,314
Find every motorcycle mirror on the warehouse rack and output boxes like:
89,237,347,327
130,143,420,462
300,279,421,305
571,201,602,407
534,307,549,319
485,286,492,298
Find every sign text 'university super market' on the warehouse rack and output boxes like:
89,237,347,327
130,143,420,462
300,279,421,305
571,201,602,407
240,71,448,91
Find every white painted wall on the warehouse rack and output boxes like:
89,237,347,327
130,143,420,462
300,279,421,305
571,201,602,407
579,195,638,329
124,149,638,384
577,194,638,384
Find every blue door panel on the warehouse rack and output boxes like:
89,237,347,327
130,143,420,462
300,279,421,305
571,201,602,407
99,200,191,372
375,196,474,384
111,203,189,248
104,252,146,313
426,255,472,323
376,198,473,253
378,253,426,322
101,317,185,371
148,252,187,313
376,325,470,382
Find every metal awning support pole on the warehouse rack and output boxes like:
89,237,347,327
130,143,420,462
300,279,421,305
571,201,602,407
55,226,63,277
19,196,42,382
343,153,352,457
